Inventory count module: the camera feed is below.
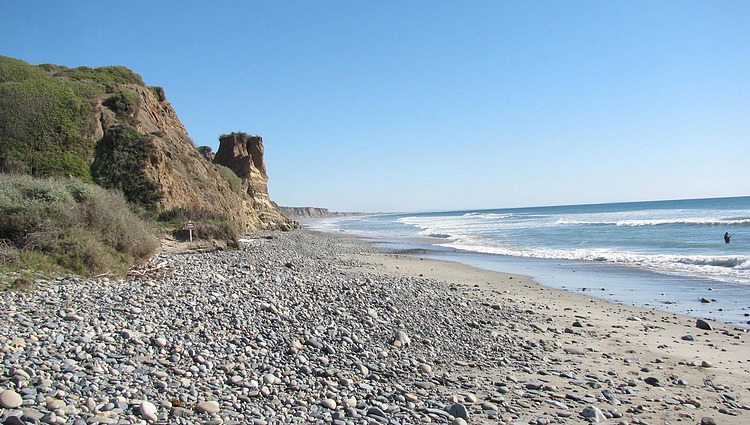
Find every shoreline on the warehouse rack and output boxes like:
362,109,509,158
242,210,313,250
340,233,750,330
342,231,750,424
0,229,747,425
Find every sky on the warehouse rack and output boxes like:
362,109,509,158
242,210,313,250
2,1,749,212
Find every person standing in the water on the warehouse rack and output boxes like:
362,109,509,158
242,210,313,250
724,232,731,243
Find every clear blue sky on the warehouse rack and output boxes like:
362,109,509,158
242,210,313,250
2,1,748,212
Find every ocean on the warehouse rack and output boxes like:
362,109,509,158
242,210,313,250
306,196,750,327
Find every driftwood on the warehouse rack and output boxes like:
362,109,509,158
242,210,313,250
128,258,170,279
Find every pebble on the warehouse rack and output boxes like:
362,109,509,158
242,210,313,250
320,398,336,409
447,403,469,420
581,405,607,423
0,390,23,408
195,400,220,414
696,319,713,330
138,400,158,422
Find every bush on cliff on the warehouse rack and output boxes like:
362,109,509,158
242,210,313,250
91,125,163,211
0,174,159,278
214,164,243,194
103,89,140,122
0,56,149,179
0,74,94,178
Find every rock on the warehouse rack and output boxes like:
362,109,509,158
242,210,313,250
696,319,713,330
681,335,695,341
447,403,469,420
262,373,276,384
320,398,336,409
644,377,660,386
701,360,713,368
701,417,718,425
342,397,357,410
212,132,298,231
3,416,25,425
481,401,498,411
46,398,65,410
663,397,681,405
305,338,323,349
196,400,220,414
40,412,56,424
139,400,158,422
393,330,411,347
527,382,545,390
0,390,23,409
452,419,467,425
685,398,701,408
367,406,387,417
581,405,607,423
63,314,83,322
171,407,194,418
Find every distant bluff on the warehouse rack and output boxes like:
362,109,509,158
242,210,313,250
0,55,297,233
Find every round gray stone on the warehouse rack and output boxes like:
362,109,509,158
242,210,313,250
0,390,23,408
447,403,469,420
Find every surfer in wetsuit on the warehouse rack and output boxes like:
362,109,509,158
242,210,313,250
724,232,731,243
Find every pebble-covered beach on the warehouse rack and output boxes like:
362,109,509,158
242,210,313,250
1,230,748,425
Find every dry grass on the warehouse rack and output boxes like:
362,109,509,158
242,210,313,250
0,174,160,277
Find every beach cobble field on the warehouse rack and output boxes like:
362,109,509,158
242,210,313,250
0,230,746,425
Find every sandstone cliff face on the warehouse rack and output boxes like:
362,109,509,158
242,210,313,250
214,133,268,199
212,133,295,230
118,87,297,232
91,84,297,232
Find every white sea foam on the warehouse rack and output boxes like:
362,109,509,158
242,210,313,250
439,236,750,285
312,198,750,285
556,217,750,227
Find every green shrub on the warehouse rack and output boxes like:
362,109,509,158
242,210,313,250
58,65,145,86
157,206,230,225
0,174,159,277
0,56,47,83
214,164,243,194
104,89,140,121
173,222,240,249
191,222,240,247
150,86,166,102
91,125,162,210
44,228,122,276
158,206,241,248
0,56,147,181
0,63,95,178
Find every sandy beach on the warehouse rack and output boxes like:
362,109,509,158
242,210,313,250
0,229,747,425
351,248,750,424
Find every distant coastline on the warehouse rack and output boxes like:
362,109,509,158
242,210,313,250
277,205,364,219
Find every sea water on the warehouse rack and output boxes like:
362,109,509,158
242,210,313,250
307,197,750,327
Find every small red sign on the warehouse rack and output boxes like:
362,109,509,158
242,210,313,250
184,221,196,230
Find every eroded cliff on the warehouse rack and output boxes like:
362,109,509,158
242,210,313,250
0,56,297,233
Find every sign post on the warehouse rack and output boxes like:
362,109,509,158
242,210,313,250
184,220,196,242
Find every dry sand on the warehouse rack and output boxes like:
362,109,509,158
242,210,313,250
350,250,750,425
